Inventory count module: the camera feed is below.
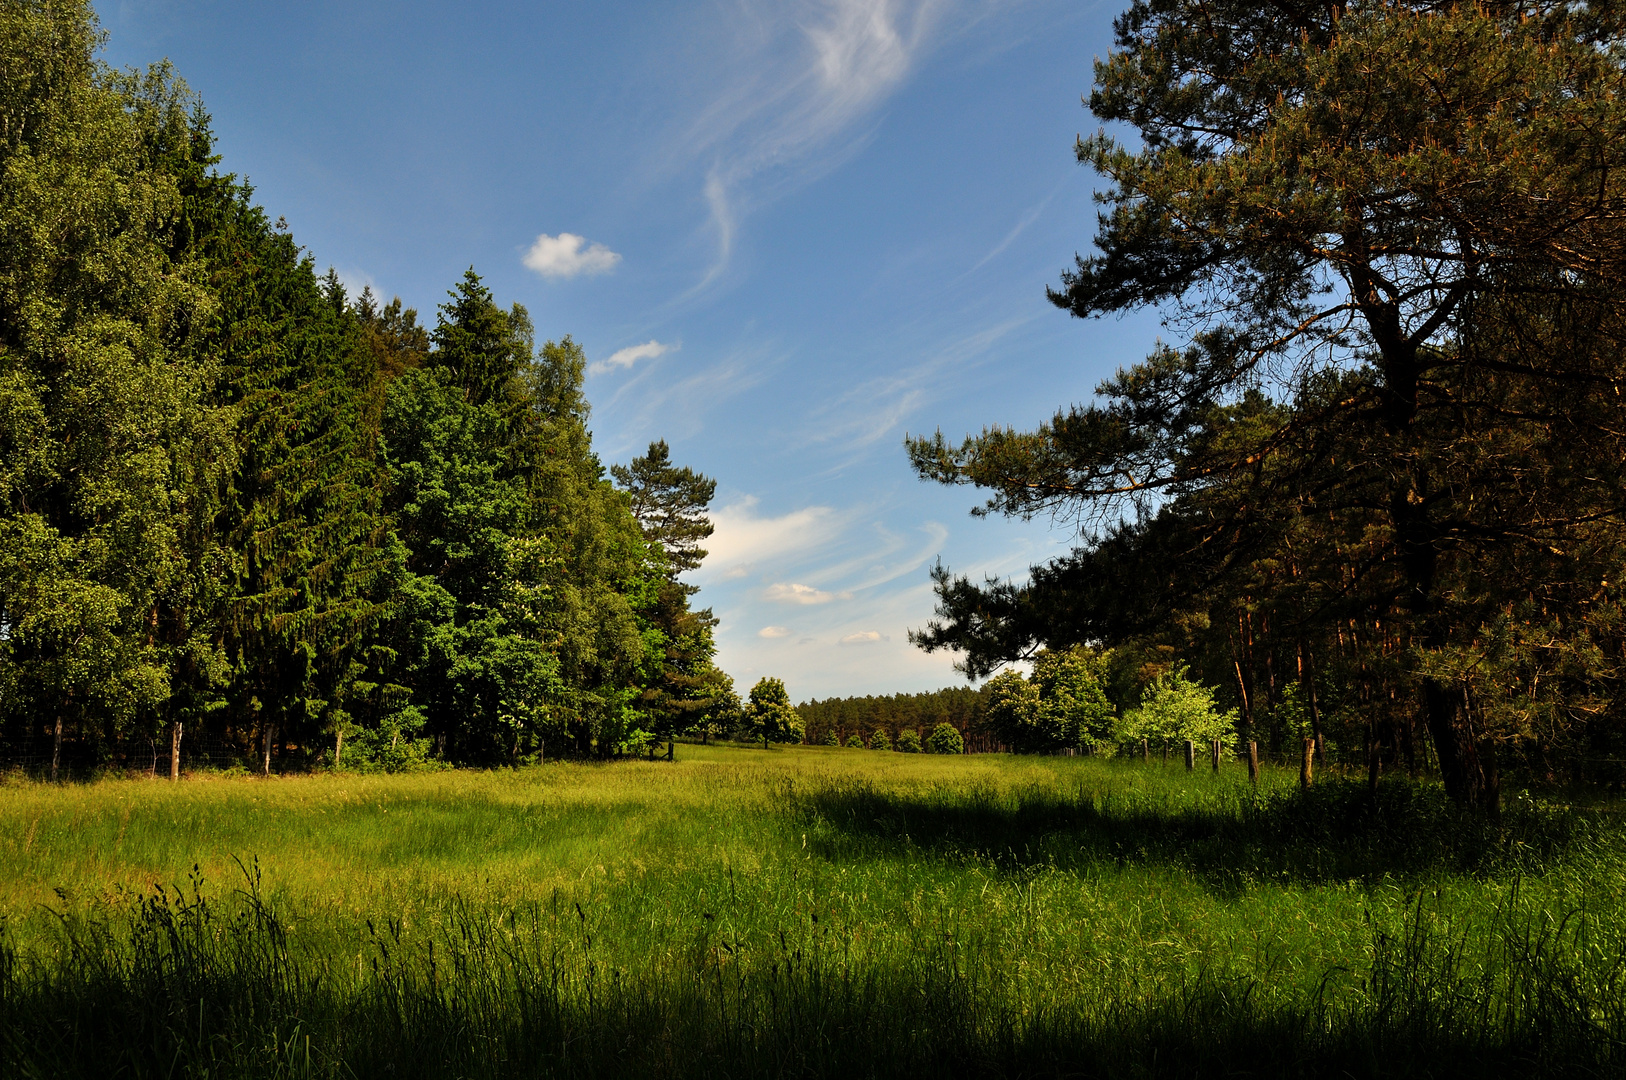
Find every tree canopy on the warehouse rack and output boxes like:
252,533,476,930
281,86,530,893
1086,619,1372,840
909,0,1626,804
0,0,750,770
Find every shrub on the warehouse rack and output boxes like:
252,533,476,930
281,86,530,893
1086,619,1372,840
926,722,964,755
895,728,922,753
1116,667,1239,753
870,728,891,751
845,734,865,749
818,727,840,746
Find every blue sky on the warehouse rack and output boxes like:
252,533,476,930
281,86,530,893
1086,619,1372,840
98,0,1163,701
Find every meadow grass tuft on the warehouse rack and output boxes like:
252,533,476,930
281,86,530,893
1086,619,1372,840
1,746,1622,1077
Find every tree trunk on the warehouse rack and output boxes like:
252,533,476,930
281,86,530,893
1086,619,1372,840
170,721,183,781
1299,641,1324,765
262,722,273,776
1420,678,1495,809
1367,730,1381,795
51,713,63,783
333,728,343,770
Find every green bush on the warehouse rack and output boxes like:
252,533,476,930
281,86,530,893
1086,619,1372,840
818,727,840,746
845,734,865,749
870,728,891,751
1116,667,1239,753
895,728,922,753
927,722,964,755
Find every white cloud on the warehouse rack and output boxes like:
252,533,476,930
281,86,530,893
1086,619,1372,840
764,582,848,605
664,0,945,294
600,346,774,447
698,497,851,580
588,339,674,377
759,625,793,638
840,630,887,645
522,232,622,280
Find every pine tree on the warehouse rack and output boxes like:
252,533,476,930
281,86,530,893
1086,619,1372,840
909,0,1626,807
611,441,716,577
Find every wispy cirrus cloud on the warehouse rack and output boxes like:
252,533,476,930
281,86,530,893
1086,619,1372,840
523,232,621,279
799,315,1032,471
589,339,674,377
667,0,949,295
697,496,853,581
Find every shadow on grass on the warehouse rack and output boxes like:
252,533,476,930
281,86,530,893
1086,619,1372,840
797,772,1592,886
6,862,1621,1079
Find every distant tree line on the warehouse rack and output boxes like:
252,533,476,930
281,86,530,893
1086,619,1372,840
909,0,1626,805
0,1,738,770
795,688,985,750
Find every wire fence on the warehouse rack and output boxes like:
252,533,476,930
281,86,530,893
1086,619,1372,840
0,733,284,780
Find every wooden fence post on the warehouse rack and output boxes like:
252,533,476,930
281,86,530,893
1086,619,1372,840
1184,740,1195,770
51,713,63,783
1300,737,1314,789
170,721,183,781
262,723,273,776
1247,740,1259,785
1141,738,1149,762
1211,738,1221,772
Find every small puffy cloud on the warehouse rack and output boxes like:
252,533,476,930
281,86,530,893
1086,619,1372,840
523,232,621,279
840,630,887,646
759,625,793,638
588,339,673,377
764,582,847,605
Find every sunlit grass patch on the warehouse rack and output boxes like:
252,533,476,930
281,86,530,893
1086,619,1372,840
1,746,1621,1077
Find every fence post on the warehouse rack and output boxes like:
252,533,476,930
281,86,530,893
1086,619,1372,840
1247,740,1259,785
1141,738,1149,762
333,727,344,771
170,721,183,781
1300,737,1314,789
262,723,273,776
1184,740,1195,771
1211,738,1221,772
667,740,674,762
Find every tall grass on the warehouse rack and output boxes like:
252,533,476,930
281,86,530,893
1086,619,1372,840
1,747,1622,1077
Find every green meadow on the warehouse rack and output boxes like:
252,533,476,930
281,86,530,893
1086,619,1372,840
2,746,1622,1078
